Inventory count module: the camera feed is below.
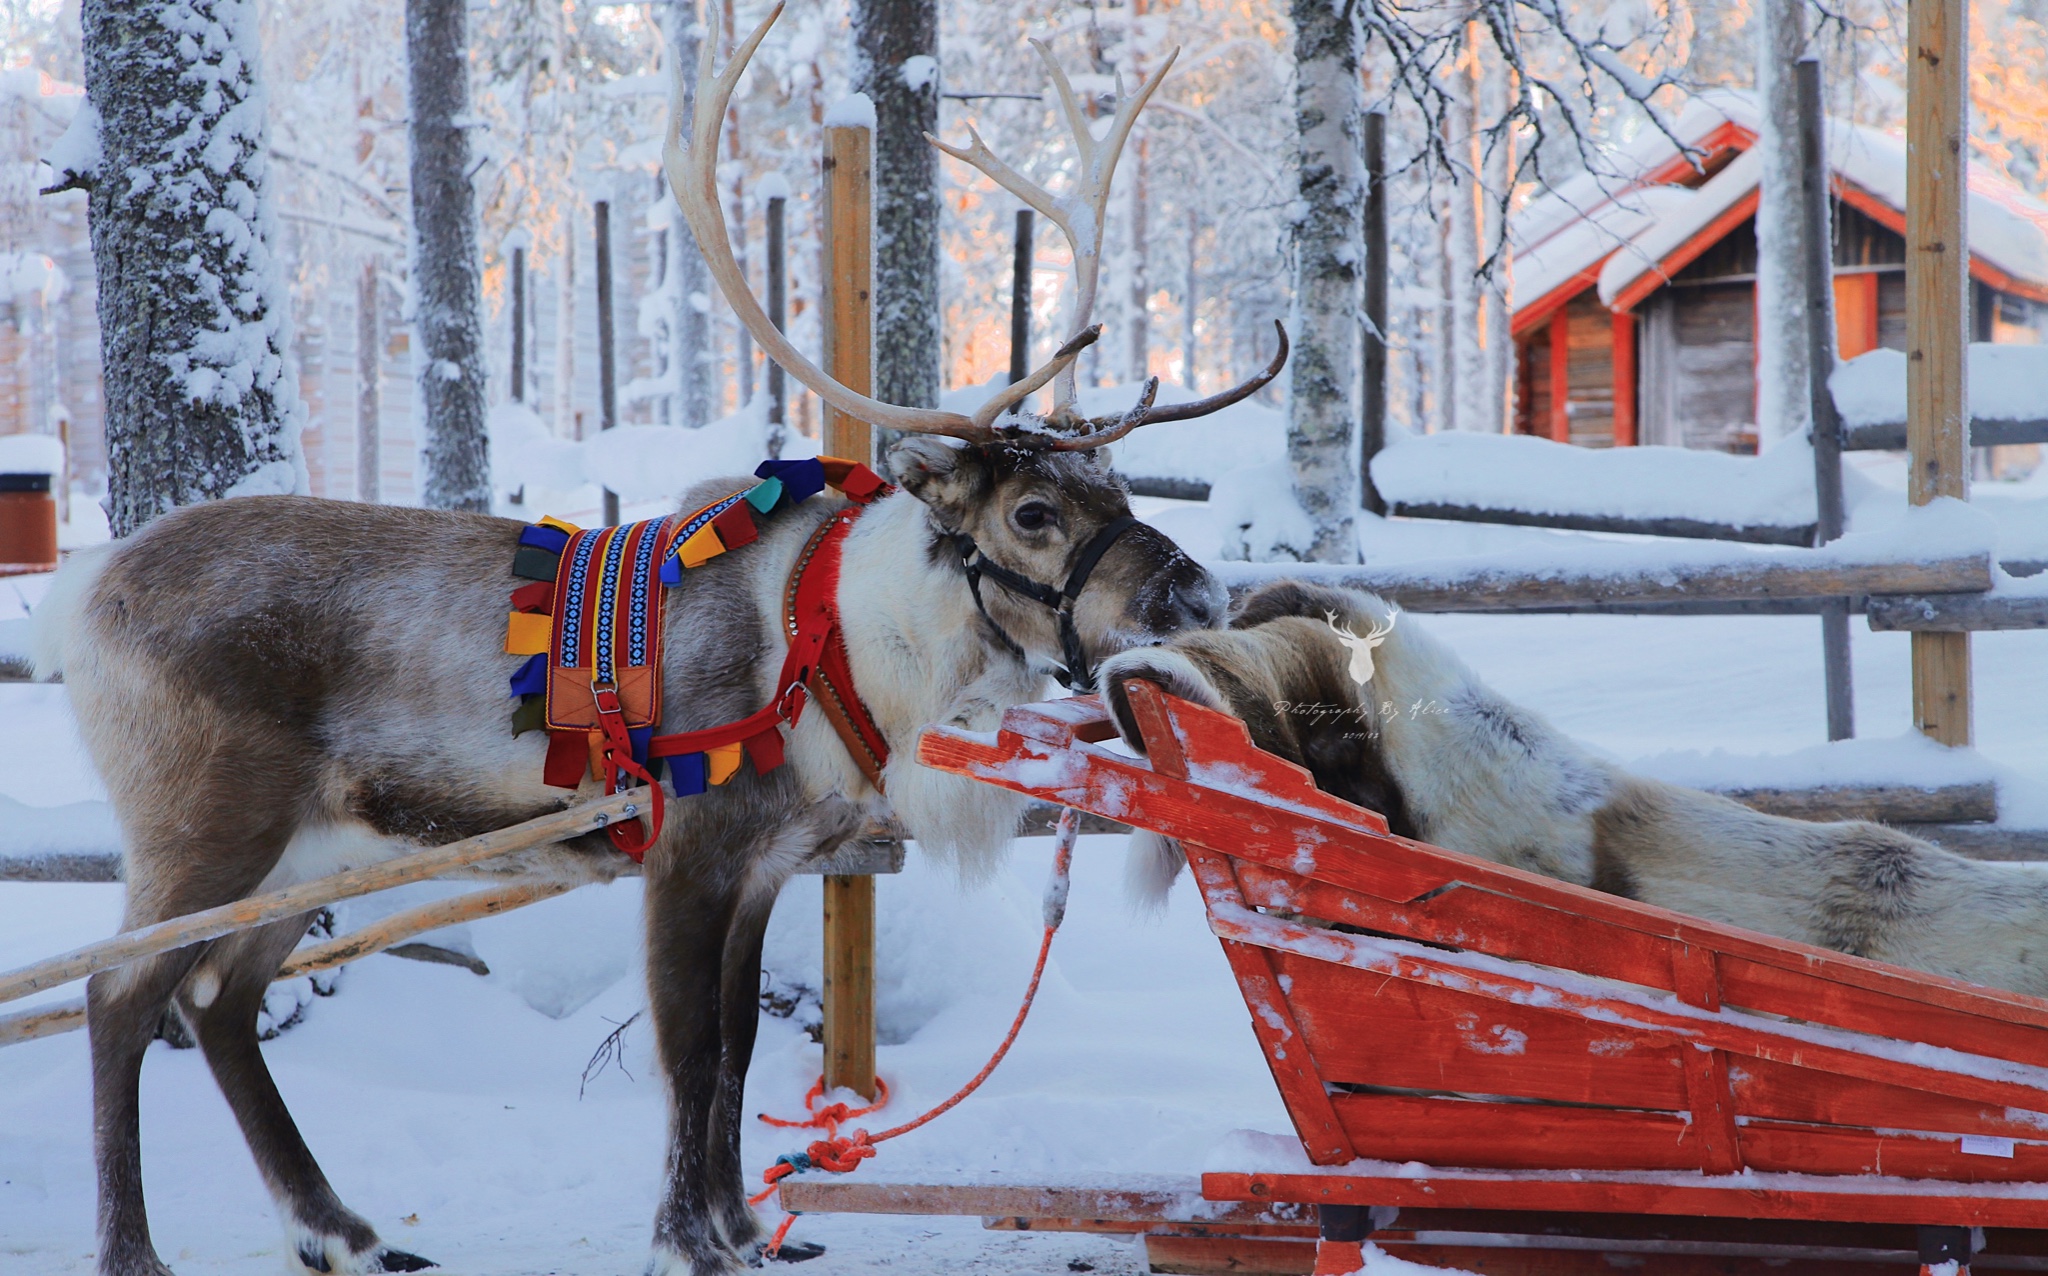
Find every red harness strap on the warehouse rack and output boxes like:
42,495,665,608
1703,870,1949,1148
625,490,892,854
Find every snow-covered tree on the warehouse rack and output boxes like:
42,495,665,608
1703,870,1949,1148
1754,0,1810,448
668,0,717,427
68,0,305,537
855,0,941,413
1285,0,1363,562
407,0,489,510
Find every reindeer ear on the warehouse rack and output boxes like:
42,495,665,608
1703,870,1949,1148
887,438,988,532
1096,648,1229,754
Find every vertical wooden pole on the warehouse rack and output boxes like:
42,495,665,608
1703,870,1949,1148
822,125,875,468
1548,309,1570,443
1610,312,1637,447
595,199,620,527
821,122,877,1100
765,193,787,455
1906,0,1972,746
510,246,527,404
1360,109,1388,515
1798,57,1856,742
1009,208,1035,385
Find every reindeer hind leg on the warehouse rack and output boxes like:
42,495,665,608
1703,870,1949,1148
182,919,435,1274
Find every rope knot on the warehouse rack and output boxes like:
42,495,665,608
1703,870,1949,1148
805,1132,876,1175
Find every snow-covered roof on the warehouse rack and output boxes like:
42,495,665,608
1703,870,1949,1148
1516,94,2048,315
1595,147,1760,307
1511,186,1693,325
1511,92,1757,260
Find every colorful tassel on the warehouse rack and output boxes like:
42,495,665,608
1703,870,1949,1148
676,522,724,570
543,730,587,788
509,653,548,699
511,695,547,737
505,611,552,655
519,523,573,555
706,742,745,785
745,476,784,513
669,752,708,796
510,581,554,613
711,501,758,551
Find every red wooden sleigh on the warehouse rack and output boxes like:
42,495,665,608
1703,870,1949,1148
915,686,2048,1274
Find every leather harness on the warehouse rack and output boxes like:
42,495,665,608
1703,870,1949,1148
508,459,1143,861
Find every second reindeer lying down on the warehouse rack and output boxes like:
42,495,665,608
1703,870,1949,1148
1098,580,2048,998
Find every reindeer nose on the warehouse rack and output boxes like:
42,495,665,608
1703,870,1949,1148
1167,572,1226,631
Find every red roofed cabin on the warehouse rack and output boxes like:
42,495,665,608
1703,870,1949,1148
1509,94,2048,452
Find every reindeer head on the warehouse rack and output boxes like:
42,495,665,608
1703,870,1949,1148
666,5,1290,686
1324,610,1397,687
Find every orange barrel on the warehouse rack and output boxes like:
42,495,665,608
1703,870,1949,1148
0,474,59,575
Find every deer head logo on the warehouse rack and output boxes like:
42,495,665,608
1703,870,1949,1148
1324,610,1397,686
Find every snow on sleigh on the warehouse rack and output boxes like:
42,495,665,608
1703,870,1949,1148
822,685,2048,1274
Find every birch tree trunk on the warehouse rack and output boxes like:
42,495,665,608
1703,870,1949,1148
853,0,940,411
1480,42,1513,436
1755,0,1811,448
1284,0,1362,563
1447,27,1486,434
407,0,490,511
668,0,716,426
76,0,305,538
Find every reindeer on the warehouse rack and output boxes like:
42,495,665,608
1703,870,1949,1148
1100,581,2048,999
34,10,1286,1275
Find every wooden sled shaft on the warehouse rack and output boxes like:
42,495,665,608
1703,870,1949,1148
0,792,638,1006
0,878,583,1047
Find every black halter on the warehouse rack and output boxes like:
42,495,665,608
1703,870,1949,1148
951,515,1142,694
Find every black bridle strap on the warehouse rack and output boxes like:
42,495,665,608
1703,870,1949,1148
953,515,1144,693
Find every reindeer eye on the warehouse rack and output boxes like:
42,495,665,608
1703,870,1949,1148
1013,502,1055,531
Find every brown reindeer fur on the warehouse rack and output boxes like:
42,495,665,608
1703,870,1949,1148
41,439,1222,1276
1100,580,2048,999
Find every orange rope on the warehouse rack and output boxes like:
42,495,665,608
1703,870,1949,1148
751,809,1080,1258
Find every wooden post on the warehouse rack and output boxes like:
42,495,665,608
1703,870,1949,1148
766,192,788,455
1798,57,1855,742
1009,208,1034,385
822,126,875,468
1906,0,1972,746
1360,109,1388,515
595,199,620,527
821,122,878,1099
1610,312,1637,447
1548,310,1570,443
510,246,527,404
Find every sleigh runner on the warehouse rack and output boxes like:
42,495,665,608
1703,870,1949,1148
908,686,2048,1270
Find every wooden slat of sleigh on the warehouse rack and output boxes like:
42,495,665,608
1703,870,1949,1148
1276,957,2048,1141
1232,858,2048,1080
931,692,2048,1055
1203,1168,2048,1229
1329,1093,2048,1183
1211,904,2048,1116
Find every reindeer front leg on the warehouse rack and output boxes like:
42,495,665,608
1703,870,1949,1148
642,846,747,1276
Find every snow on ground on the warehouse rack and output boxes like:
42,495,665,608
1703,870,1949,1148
5,483,2048,1272
7,593,2048,1271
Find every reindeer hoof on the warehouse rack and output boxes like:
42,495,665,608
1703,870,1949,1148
376,1250,437,1273
751,1240,825,1265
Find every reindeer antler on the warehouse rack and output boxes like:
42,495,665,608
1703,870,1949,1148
663,3,1095,443
927,43,1176,414
664,5,1287,453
